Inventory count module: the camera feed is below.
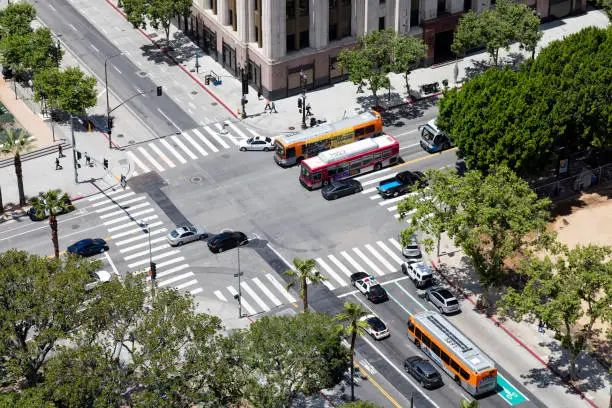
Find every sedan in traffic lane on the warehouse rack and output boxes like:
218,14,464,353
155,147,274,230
167,226,208,246
321,179,363,200
67,238,109,257
207,231,249,253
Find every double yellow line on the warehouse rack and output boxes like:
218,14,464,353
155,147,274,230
354,361,402,408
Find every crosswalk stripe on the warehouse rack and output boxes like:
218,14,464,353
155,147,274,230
376,241,404,265
353,248,385,276
379,195,408,206
137,146,165,172
316,258,347,287
158,272,195,287
340,251,364,271
215,123,240,146
203,126,230,149
241,281,271,312
365,244,396,272
226,286,256,315
252,277,282,307
88,187,131,202
123,243,170,261
225,121,248,140
266,273,296,303
116,228,166,247
157,264,190,278
160,139,187,164
149,142,176,168
176,279,199,290
355,166,397,183
109,217,160,235
156,256,185,269
192,128,219,152
389,238,403,251
103,208,154,226
364,187,379,195
328,255,353,277
119,235,166,252
190,287,203,295
99,202,150,219
127,250,180,268
246,127,261,137
127,151,150,173
214,290,228,302
179,133,207,157
387,205,397,212
92,191,135,207
95,196,147,214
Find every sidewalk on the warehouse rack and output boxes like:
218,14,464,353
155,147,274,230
426,234,611,408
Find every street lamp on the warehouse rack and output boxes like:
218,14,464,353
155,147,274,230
105,52,124,149
299,69,308,129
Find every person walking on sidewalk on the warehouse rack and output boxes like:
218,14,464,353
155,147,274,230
270,100,277,113
58,144,64,158
85,152,92,167
55,157,62,170
264,98,271,112
538,319,545,334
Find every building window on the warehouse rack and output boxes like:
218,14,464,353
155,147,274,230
463,0,472,11
212,0,217,14
329,23,337,42
342,0,350,5
299,30,309,49
287,0,296,19
287,34,296,51
379,17,385,30
411,0,419,26
299,0,309,16
437,0,446,15
380,0,386,3
255,25,259,43
330,0,337,8
254,0,258,10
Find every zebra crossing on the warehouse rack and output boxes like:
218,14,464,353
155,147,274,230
128,121,263,175
313,237,406,291
87,187,203,295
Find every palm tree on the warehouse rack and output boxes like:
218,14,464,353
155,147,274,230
28,189,74,258
334,301,371,401
460,399,479,408
1,128,35,206
284,257,327,312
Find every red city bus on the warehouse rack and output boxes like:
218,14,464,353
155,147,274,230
299,134,400,189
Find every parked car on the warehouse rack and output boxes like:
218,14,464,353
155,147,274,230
402,260,434,288
167,225,208,246
28,197,74,221
321,179,363,200
404,356,444,389
207,230,248,253
239,136,275,151
360,314,390,340
67,238,109,257
85,270,112,291
354,276,388,303
426,287,461,314
350,271,369,286
401,234,422,259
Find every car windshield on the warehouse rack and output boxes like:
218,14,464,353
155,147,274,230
425,371,440,380
275,141,284,156
446,299,459,306
367,318,386,331
170,230,179,238
301,166,311,179
421,125,437,143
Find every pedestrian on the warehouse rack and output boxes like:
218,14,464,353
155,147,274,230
58,144,64,158
55,157,62,170
270,101,277,113
306,104,313,117
538,320,545,334
85,152,91,167
264,98,271,112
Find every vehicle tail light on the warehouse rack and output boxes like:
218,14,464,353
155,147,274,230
375,332,379,337
385,190,390,194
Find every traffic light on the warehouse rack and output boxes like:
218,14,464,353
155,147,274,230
103,158,108,170
76,151,82,160
297,97,302,109
150,261,157,280
156,86,162,96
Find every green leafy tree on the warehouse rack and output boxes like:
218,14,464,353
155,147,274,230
339,402,385,408
284,257,327,311
0,387,55,408
237,312,349,408
389,31,428,93
28,190,74,258
1,128,35,207
334,302,371,402
122,0,193,47
0,250,100,387
0,3,36,37
33,67,96,116
504,1,543,59
500,244,612,380
0,28,62,74
460,399,479,408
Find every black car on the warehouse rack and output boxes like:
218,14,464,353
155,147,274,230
28,197,74,221
321,179,362,200
404,356,444,389
350,271,369,286
367,284,388,303
207,231,248,253
67,238,109,257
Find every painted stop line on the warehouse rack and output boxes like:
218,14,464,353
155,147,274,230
497,374,528,405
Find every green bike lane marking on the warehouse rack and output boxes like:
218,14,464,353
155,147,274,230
497,373,528,405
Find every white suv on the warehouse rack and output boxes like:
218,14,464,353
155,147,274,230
402,260,434,288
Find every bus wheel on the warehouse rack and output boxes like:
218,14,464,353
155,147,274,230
374,163,382,171
323,180,329,187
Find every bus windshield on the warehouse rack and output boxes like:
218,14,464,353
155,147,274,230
421,125,437,143
300,165,311,180
275,141,284,156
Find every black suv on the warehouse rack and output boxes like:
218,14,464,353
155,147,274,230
207,231,248,253
404,356,443,389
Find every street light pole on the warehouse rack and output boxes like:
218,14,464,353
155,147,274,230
105,52,123,149
237,246,243,318
70,113,78,183
300,69,307,129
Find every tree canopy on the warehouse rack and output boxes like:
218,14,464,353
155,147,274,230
122,0,193,46
439,26,612,177
33,67,97,114
0,3,36,37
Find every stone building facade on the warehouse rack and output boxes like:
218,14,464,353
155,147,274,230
180,0,586,99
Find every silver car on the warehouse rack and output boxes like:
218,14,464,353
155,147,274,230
402,234,422,258
239,136,275,151
426,287,461,314
167,226,209,246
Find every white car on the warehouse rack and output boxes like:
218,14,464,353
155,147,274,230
239,136,275,151
85,270,111,291
360,314,390,340
354,276,388,303
167,226,208,246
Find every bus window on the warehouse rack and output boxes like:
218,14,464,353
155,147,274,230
350,160,361,171
373,151,382,161
382,149,391,158
422,334,431,348
365,125,375,134
355,127,365,137
415,327,422,340
313,172,322,183
450,359,460,373
362,154,372,167
327,165,337,176
441,350,450,365
431,342,441,357
408,320,415,332
301,166,311,180
287,147,296,158
460,368,470,381
337,162,349,175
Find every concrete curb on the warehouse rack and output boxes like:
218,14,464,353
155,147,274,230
429,259,599,408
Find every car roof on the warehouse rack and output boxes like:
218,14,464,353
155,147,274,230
433,288,455,299
75,238,94,246
351,271,368,279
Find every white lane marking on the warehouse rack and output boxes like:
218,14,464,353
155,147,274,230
192,128,219,152
99,202,150,219
160,139,187,164
353,248,385,276
118,235,166,252
190,287,203,295
340,251,364,271
365,244,396,272
376,241,404,265
156,256,185,269
69,23,77,31
214,290,228,302
173,134,202,159
113,65,122,75
158,272,195,287
96,88,106,99
316,258,347,287
95,196,147,213
389,238,403,251
359,172,399,187
400,142,420,151
127,250,180,268
188,102,196,109
394,282,428,311
363,186,379,195
127,151,151,173
379,194,412,206
252,277,282,306
91,191,135,207
355,166,397,183
225,120,248,140
123,243,170,260
393,129,419,138
157,108,183,133
215,123,240,146
241,281,271,312
148,143,176,168
108,216,159,234
48,4,57,11
328,255,353,277
175,279,199,290
103,208,154,226
88,188,132,202
203,126,230,149
246,127,261,137
321,278,335,291
387,206,397,212
104,251,120,279
226,286,256,315
157,264,190,278
266,273,296,303
137,146,165,172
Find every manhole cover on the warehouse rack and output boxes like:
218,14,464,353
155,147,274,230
128,140,135,145
288,126,295,130
191,91,197,95
190,176,202,183
137,71,148,77
117,133,124,138
211,102,218,106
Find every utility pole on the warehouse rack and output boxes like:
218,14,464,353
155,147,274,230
234,246,243,318
105,52,124,149
299,69,307,129
70,113,78,183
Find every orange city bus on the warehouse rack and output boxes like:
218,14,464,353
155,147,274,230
299,134,400,189
273,110,383,167
407,311,498,397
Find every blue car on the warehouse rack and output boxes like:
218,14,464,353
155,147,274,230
67,238,109,257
